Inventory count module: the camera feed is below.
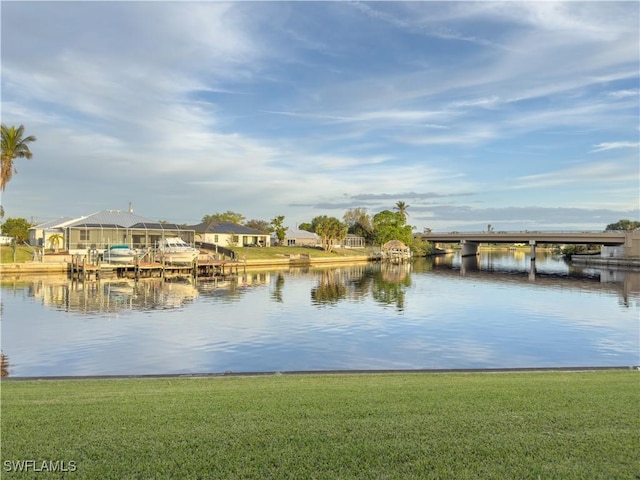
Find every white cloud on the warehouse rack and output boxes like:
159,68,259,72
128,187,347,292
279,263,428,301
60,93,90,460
590,142,640,153
1,1,637,231
606,89,639,99
513,161,635,190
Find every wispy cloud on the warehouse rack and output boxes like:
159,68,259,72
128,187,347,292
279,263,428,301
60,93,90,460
1,1,637,230
513,161,635,190
605,89,639,99
590,142,640,153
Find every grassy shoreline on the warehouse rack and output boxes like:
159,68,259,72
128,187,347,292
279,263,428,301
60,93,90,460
2,370,638,479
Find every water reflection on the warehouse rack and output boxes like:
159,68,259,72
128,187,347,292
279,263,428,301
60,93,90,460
429,252,639,306
372,263,412,312
271,273,285,303
24,277,200,314
2,254,638,315
311,270,347,305
1,252,638,377
309,264,413,311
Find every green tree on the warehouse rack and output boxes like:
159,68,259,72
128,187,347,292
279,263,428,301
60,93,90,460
202,211,245,225
372,210,413,246
1,125,36,191
393,201,410,220
270,216,288,245
298,222,314,232
1,217,31,242
343,207,374,243
605,219,640,231
245,219,272,233
411,237,435,257
312,215,348,252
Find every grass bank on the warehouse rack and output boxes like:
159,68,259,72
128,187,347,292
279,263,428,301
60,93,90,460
0,245,34,263
2,371,637,479
229,245,373,261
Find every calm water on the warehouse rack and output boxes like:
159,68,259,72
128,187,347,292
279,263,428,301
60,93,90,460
1,251,638,377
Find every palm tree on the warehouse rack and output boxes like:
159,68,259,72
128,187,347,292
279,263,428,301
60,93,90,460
48,233,65,253
394,201,410,221
1,124,37,191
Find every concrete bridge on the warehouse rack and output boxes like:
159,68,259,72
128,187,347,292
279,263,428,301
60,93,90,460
418,231,640,259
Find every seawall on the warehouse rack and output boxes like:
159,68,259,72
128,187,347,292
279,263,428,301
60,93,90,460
0,255,375,276
572,255,640,270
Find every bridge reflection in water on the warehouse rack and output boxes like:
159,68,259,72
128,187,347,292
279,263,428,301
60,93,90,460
430,253,639,307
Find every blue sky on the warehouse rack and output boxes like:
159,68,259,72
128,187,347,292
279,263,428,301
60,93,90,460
1,1,638,231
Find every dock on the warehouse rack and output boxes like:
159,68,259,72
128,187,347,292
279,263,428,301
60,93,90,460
69,256,242,281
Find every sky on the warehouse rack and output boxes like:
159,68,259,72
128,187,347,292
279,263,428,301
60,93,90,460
1,1,639,232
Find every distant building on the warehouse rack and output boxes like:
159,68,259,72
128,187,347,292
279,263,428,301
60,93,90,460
382,239,412,262
280,228,320,247
342,234,366,248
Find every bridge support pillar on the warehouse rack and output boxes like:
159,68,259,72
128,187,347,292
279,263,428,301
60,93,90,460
529,259,536,281
460,255,479,275
529,240,536,261
461,240,479,257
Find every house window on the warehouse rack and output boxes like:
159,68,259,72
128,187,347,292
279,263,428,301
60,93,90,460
214,235,218,243
288,239,296,246
80,230,89,241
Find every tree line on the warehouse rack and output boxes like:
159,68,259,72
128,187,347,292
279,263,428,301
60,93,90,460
196,201,416,252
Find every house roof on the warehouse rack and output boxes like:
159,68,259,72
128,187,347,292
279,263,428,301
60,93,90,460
65,210,187,231
33,217,77,229
189,221,267,235
383,239,409,250
285,228,319,240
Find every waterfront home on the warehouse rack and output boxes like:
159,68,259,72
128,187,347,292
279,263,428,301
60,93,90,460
189,221,271,248
30,210,195,255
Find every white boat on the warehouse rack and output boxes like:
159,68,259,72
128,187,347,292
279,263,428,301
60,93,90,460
156,237,199,265
102,245,138,264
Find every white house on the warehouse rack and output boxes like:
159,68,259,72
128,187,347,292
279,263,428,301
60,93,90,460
189,221,271,248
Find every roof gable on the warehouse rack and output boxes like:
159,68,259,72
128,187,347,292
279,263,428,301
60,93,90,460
33,216,78,229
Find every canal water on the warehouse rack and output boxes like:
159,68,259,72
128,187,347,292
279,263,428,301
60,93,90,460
1,251,638,377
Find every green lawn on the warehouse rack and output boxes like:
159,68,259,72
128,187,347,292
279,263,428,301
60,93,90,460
228,245,374,261
1,371,638,479
0,245,34,263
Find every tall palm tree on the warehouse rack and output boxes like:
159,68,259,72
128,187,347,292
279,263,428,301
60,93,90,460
394,201,410,221
1,124,37,191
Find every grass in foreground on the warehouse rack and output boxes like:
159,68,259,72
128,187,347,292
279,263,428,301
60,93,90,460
1,371,638,479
